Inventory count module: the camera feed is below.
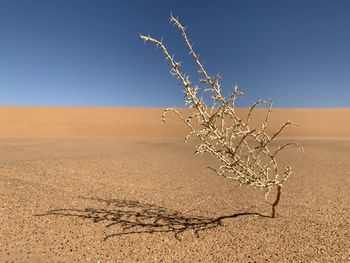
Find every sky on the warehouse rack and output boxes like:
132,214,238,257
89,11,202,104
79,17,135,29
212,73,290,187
0,0,349,107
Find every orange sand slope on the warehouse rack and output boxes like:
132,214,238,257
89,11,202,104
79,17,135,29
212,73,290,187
0,106,349,138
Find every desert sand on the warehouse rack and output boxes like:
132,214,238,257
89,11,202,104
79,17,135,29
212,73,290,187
0,107,349,262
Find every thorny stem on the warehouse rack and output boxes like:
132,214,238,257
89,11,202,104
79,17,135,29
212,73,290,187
140,15,302,215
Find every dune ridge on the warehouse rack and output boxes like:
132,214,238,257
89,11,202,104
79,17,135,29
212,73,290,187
0,106,349,139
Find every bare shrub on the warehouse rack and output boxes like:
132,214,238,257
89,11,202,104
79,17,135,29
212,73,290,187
140,15,302,217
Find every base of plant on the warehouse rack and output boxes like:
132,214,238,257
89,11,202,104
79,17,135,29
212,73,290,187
271,185,282,218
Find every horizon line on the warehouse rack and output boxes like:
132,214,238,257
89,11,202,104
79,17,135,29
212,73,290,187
0,104,349,109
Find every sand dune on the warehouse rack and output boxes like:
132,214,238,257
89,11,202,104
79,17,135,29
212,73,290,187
1,107,349,262
0,106,349,138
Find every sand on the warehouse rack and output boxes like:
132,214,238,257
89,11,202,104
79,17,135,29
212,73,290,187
0,106,349,139
0,107,349,262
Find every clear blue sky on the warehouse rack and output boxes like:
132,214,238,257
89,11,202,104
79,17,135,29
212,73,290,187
0,0,349,107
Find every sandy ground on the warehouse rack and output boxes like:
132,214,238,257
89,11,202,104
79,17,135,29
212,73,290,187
0,106,349,139
0,107,349,262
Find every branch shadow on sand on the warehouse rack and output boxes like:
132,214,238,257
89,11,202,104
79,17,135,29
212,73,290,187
36,197,269,241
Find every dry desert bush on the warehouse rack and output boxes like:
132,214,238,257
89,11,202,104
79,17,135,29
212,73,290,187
140,15,302,217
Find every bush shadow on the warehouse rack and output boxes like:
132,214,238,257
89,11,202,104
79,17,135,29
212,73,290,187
36,197,269,241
